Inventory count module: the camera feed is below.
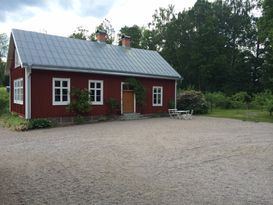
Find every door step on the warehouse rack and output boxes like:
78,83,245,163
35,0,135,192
120,113,146,121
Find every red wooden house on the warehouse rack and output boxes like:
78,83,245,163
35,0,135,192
6,29,181,120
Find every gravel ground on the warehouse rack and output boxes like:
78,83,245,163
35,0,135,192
0,116,273,205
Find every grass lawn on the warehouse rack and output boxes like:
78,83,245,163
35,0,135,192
205,108,273,123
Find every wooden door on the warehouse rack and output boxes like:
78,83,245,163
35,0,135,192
123,91,134,113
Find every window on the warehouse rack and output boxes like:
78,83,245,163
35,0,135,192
152,86,163,106
14,78,23,104
53,78,70,105
15,50,20,68
89,80,103,105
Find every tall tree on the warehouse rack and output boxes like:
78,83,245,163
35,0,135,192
69,26,89,40
0,33,8,86
90,19,115,44
119,25,142,48
258,0,273,90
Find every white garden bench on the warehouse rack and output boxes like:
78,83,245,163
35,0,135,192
168,109,193,120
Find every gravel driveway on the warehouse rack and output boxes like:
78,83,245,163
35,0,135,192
0,117,273,205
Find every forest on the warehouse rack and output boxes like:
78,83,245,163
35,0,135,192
68,0,272,95
1,0,272,94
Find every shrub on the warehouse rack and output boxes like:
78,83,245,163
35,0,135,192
126,78,146,106
205,92,231,110
107,98,120,115
230,92,250,109
0,87,9,115
29,119,52,129
67,88,91,115
177,90,208,114
168,99,175,109
251,90,273,110
1,112,30,131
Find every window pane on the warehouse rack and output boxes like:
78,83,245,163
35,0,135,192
62,95,68,102
55,80,60,87
62,81,68,87
90,82,95,88
55,89,60,95
96,95,101,102
90,90,95,96
96,90,101,96
55,96,60,102
90,96,95,101
96,82,101,88
62,89,67,95
153,88,157,93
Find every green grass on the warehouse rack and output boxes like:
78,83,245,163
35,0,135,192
205,108,273,123
0,112,30,131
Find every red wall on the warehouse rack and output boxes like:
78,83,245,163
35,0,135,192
31,70,176,118
10,66,25,117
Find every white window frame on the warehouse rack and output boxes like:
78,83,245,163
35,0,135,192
14,49,20,68
152,86,163,106
88,80,103,105
52,78,70,105
14,78,23,105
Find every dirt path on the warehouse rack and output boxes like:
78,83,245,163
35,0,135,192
0,117,273,204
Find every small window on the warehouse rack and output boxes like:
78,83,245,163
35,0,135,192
52,78,70,105
152,86,163,106
89,80,103,105
14,78,23,104
14,49,20,68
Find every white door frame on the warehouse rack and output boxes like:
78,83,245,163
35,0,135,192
121,82,136,114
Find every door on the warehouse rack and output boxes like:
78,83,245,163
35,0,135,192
123,90,134,113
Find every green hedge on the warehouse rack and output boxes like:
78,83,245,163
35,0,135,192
177,90,208,114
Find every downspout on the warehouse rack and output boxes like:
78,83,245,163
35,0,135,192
175,80,177,109
25,65,32,119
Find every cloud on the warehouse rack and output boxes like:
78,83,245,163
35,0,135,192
80,0,115,17
0,0,47,22
0,0,115,22
57,0,115,18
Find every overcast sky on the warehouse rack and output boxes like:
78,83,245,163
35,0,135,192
0,0,197,38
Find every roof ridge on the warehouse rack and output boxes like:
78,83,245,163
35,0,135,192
11,28,158,53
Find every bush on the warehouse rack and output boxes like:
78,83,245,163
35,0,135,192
1,112,29,131
67,88,91,115
230,92,250,109
177,90,208,114
29,119,52,129
168,99,175,109
251,90,273,109
126,78,146,106
107,98,120,115
0,87,9,115
205,92,231,110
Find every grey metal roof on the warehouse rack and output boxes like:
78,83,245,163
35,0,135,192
11,29,181,79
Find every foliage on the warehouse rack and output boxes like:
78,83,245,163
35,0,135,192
205,92,231,110
168,99,175,109
0,33,8,59
0,112,29,131
177,90,208,114
0,61,8,86
119,25,142,48
67,88,91,115
230,92,251,109
89,19,115,44
107,98,119,115
126,78,146,106
28,119,52,129
251,90,273,116
0,87,9,115
206,108,273,123
69,26,88,40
